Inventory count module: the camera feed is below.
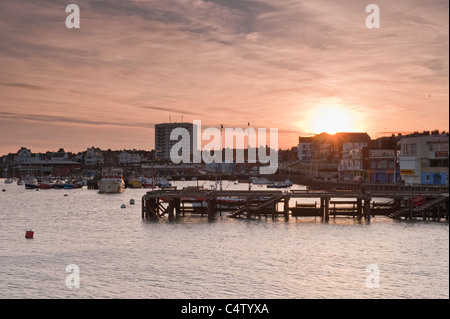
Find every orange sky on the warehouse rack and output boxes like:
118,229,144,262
0,0,448,155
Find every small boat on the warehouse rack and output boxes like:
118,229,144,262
128,179,143,188
39,181,55,189
157,177,172,188
17,180,24,186
4,178,13,184
25,178,40,189
141,178,155,188
54,180,66,189
266,180,293,188
250,177,272,185
98,168,125,194
64,180,83,189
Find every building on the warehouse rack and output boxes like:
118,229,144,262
364,148,400,183
296,132,371,179
119,150,142,164
84,147,104,165
399,132,449,185
155,122,194,161
339,147,365,181
298,136,313,162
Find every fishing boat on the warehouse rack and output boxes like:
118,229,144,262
250,177,272,185
266,179,293,188
54,180,66,189
141,177,155,188
98,168,125,194
64,180,83,189
128,178,143,188
157,177,172,188
39,181,55,189
24,178,40,189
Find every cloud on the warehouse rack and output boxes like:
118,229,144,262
3,83,44,90
0,111,156,129
0,0,448,153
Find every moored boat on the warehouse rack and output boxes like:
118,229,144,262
98,168,125,194
24,178,40,189
266,179,293,188
54,180,66,189
39,181,55,189
128,178,142,188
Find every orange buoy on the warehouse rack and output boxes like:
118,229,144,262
25,230,34,239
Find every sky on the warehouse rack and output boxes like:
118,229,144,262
0,0,448,155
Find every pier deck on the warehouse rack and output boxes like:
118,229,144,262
142,185,449,222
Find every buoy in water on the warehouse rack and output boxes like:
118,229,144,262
25,230,34,239
130,199,135,205
121,204,126,208
1,189,5,192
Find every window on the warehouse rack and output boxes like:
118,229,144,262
425,174,430,182
429,144,434,151
405,144,410,155
411,144,417,155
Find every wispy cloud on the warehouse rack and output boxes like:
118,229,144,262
3,83,44,90
0,0,448,153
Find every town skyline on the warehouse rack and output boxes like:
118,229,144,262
1,128,447,158
0,0,448,155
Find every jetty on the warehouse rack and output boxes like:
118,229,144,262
141,184,449,222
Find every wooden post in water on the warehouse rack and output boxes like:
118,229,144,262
320,196,325,221
247,196,252,219
356,197,363,220
168,197,175,220
324,196,330,222
436,201,441,221
284,195,290,221
364,195,371,221
207,194,216,220
175,197,180,219
408,195,413,220
446,200,449,221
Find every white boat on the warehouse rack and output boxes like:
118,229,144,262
141,177,155,188
98,169,125,194
250,177,272,185
5,178,13,184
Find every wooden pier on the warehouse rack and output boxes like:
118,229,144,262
141,185,449,222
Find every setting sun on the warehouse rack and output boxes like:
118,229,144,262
304,102,362,135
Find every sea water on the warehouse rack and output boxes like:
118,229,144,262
0,180,448,299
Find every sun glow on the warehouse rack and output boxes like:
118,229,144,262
307,104,359,135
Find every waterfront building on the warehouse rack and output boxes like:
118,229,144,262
155,122,194,161
364,148,400,183
298,136,313,162
84,147,104,165
339,147,365,181
119,150,142,164
399,132,449,185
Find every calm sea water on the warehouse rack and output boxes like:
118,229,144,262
0,179,448,299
